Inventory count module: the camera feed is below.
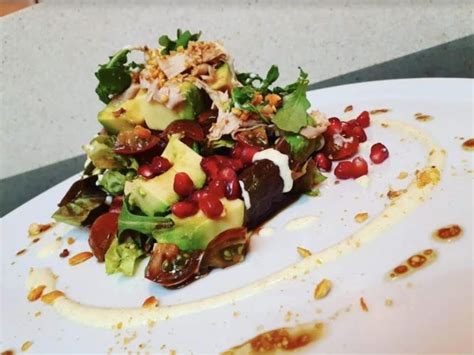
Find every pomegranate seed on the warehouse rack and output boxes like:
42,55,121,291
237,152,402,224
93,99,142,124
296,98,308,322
326,117,342,135
314,153,332,172
240,145,259,165
201,158,219,181
341,121,354,137
218,167,237,181
352,157,368,178
198,192,224,219
138,164,156,179
370,143,389,164
355,111,370,128
208,179,226,198
225,178,241,200
189,190,207,203
352,126,367,142
171,201,199,218
173,172,195,197
334,161,354,180
151,156,172,175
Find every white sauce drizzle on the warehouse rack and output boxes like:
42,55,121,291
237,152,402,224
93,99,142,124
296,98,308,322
26,120,445,329
37,239,62,258
252,149,293,192
258,227,275,237
284,216,319,231
238,181,251,209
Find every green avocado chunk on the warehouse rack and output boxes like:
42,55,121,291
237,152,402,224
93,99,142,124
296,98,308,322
98,82,207,133
154,198,244,251
209,62,233,91
127,135,206,216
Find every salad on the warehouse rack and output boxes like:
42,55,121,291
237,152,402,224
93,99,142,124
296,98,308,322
52,30,388,288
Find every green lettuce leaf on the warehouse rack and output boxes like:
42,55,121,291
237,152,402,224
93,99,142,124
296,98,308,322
105,238,144,276
159,29,201,55
99,170,135,196
83,135,138,170
272,68,312,133
118,198,174,239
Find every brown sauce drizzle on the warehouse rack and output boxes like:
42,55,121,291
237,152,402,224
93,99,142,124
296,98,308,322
461,138,474,151
388,249,437,280
433,224,462,242
222,322,324,354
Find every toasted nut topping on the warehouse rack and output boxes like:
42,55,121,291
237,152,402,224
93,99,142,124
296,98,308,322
41,290,65,305
142,296,159,308
314,279,332,299
68,251,93,266
354,212,369,223
297,247,312,258
66,237,76,245
414,113,433,122
416,167,441,188
360,297,369,312
27,285,46,302
265,93,281,106
344,105,353,112
231,107,242,116
21,340,33,352
387,189,407,200
369,108,390,115
28,222,53,236
385,299,393,306
252,93,263,105
159,94,169,104
397,171,409,179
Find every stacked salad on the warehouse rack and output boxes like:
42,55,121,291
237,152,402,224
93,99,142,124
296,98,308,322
53,30,386,288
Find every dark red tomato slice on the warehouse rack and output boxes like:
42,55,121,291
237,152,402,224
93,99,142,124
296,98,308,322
114,130,160,155
201,227,249,270
322,133,359,161
164,120,205,142
88,212,119,262
145,243,203,288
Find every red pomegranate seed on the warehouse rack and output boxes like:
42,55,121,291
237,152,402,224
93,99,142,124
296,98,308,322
208,179,226,198
189,189,207,203
198,192,224,219
225,178,241,200
326,117,342,135
240,145,259,165
334,161,354,180
314,153,332,172
138,164,156,179
341,121,355,137
370,143,389,164
356,111,370,128
151,156,172,175
218,167,237,181
352,126,367,142
173,172,195,197
201,158,219,181
171,201,199,218
352,157,368,178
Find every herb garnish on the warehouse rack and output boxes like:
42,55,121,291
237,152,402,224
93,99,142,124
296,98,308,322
159,29,201,55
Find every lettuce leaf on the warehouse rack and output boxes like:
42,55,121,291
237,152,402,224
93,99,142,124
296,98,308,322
83,135,138,170
105,238,144,276
99,170,135,196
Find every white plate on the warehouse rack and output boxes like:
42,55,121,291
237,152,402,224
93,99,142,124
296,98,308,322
1,78,473,354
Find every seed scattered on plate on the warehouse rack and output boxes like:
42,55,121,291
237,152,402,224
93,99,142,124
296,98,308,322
414,113,433,122
359,297,369,312
59,249,70,258
314,279,332,300
370,108,390,115
21,340,33,352
67,237,76,245
41,290,65,305
344,105,353,112
68,251,93,266
297,247,312,258
354,212,369,223
397,171,409,179
27,285,46,302
142,296,159,308
387,189,407,200
461,138,474,151
16,248,27,256
433,224,462,242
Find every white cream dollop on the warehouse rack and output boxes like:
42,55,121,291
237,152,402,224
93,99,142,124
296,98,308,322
252,149,293,193
239,180,252,209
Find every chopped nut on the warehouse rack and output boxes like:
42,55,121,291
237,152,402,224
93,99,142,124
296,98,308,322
354,212,369,223
31,238,40,244
41,290,65,304
314,279,332,299
66,237,75,245
251,93,263,105
59,249,70,258
387,189,407,200
415,114,433,122
21,340,33,352
159,94,169,104
231,107,242,116
344,105,353,112
265,93,281,107
28,222,53,236
68,251,93,266
297,247,312,258
16,248,27,256
34,311,42,317
370,108,390,115
397,171,409,179
142,296,159,308
27,285,46,302
359,297,369,312
385,299,393,306
416,167,441,188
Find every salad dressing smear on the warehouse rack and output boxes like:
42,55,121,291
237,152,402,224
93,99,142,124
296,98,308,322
27,119,446,329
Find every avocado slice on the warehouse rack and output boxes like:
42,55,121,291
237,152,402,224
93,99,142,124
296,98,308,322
127,135,206,216
210,63,233,91
98,83,208,134
154,198,245,251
